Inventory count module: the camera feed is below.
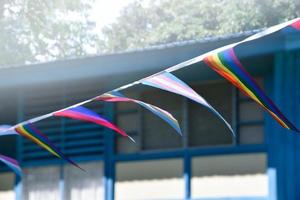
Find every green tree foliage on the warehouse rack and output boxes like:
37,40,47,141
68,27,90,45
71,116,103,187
99,0,300,53
0,0,299,67
0,0,98,67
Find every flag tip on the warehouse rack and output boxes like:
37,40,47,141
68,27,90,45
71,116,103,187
128,135,136,143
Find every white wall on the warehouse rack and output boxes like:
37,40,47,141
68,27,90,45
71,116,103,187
64,162,104,200
23,166,60,200
0,172,15,200
115,159,184,200
22,161,104,200
192,153,268,198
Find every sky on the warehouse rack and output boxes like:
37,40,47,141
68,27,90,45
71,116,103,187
90,0,136,29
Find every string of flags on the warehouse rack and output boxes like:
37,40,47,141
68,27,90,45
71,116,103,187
0,18,299,175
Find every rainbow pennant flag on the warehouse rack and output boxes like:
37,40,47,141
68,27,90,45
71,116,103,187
15,123,83,170
54,106,134,141
203,47,299,132
0,154,21,176
142,72,234,136
97,91,182,135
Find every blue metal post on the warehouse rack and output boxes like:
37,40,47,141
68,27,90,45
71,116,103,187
267,50,300,200
15,89,23,200
184,153,191,200
182,97,191,199
104,103,115,200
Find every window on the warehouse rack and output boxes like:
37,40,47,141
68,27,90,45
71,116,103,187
141,90,183,150
116,90,183,153
237,78,265,144
116,79,265,153
115,92,141,154
188,81,233,147
20,82,110,164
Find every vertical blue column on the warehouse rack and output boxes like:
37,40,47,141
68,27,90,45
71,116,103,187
104,103,115,200
15,174,22,200
182,98,191,200
267,50,300,200
184,153,191,200
265,71,277,200
15,90,23,200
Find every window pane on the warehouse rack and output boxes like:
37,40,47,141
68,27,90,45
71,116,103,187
64,162,104,200
238,77,264,144
116,93,140,154
23,166,60,200
115,159,184,200
239,101,264,122
141,90,183,150
240,125,264,144
117,113,139,133
192,154,268,199
189,81,233,147
116,101,138,112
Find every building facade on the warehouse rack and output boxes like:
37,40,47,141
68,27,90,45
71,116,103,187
0,29,300,200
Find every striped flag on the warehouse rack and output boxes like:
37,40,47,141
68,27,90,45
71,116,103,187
54,106,134,141
15,123,83,170
97,91,182,135
204,47,299,132
142,72,234,136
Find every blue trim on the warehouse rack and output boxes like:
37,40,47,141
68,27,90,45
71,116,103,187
115,144,267,162
21,155,105,168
